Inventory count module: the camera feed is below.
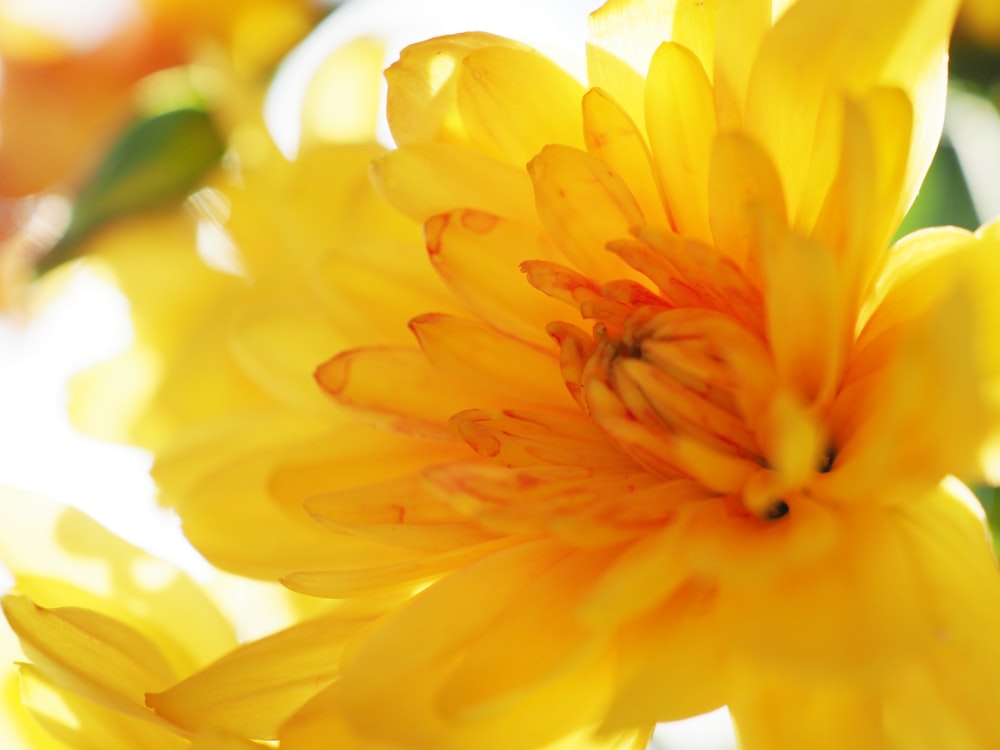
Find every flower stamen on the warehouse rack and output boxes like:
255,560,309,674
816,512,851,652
763,499,790,521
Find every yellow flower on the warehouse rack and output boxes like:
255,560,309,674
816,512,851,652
277,0,999,747
67,1,1000,748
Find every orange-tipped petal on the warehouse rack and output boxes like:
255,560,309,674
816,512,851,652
425,209,568,345
316,346,498,440
409,313,568,406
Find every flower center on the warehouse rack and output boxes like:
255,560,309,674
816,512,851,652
580,306,827,521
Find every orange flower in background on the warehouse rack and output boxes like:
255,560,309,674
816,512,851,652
0,0,317,199
0,0,320,310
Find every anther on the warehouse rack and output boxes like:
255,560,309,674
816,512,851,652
818,447,836,473
763,499,789,521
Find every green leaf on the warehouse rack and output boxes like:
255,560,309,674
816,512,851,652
41,108,225,273
972,485,1000,557
893,140,980,242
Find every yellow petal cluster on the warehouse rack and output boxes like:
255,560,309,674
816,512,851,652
294,1,996,745
0,488,255,749
8,1,1000,749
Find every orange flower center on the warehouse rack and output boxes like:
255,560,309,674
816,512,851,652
533,250,836,524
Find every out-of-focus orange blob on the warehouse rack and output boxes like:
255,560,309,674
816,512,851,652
0,0,318,199
0,17,168,198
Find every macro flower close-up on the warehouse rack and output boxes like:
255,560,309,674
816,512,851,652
2,0,1000,749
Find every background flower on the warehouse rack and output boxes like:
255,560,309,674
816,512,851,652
0,487,281,748
0,0,320,310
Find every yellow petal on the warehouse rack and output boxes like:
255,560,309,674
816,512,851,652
0,636,63,750
712,0,771,128
443,408,632,470
456,46,586,167
423,461,654,545
175,438,415,579
645,42,717,245
763,227,845,405
371,143,537,226
228,142,416,277
278,683,393,749
675,489,841,585
147,408,331,508
16,664,184,750
281,540,507,599
188,730,262,750
226,297,342,411
338,541,618,750
669,0,719,79
409,313,569,406
281,682,650,750
585,376,757,492
0,489,235,676
304,474,496,553
579,528,685,630
729,478,1000,749
745,0,959,228
602,583,728,729
385,32,526,148
610,230,765,333
268,428,458,515
315,346,498,440
755,390,824,488
830,226,1000,495
424,209,568,345
585,0,717,125
707,131,787,275
69,212,255,449
529,144,645,281
811,88,913,315
315,249,461,349
147,610,379,740
435,549,612,721
856,226,973,343
729,671,883,750
338,540,561,700
582,87,668,226
2,597,176,724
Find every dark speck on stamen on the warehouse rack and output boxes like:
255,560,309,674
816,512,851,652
764,500,789,521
